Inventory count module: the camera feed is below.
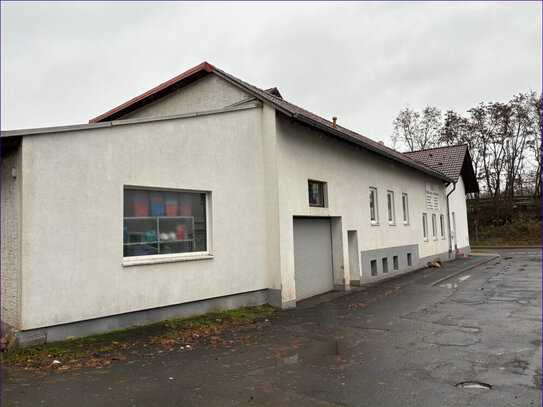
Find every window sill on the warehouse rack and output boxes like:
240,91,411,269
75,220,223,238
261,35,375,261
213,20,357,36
423,238,429,242
123,254,213,267
403,222,409,226
388,222,396,226
371,222,380,226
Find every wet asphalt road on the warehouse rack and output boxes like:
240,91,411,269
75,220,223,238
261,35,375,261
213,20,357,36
2,248,542,406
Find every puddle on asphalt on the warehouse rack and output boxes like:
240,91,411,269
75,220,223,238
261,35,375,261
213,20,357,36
283,339,359,365
283,354,299,365
455,381,492,391
460,326,480,333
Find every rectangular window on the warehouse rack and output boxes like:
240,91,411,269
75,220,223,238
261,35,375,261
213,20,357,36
402,193,409,224
407,253,412,266
308,180,325,207
432,214,437,240
382,258,389,273
393,255,399,270
123,188,207,258
387,191,395,225
440,214,445,238
370,260,378,276
369,187,379,224
422,213,428,240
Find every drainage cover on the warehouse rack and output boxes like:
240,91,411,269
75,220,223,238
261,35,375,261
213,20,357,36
455,381,492,390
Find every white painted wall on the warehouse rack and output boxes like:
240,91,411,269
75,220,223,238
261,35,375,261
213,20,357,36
10,72,472,329
1,149,21,331
122,74,252,120
447,175,471,253
274,115,450,302
19,106,269,330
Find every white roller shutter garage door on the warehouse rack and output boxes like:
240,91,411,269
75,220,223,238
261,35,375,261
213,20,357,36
293,217,334,301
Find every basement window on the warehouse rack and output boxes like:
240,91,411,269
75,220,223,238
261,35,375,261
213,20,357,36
407,253,412,266
393,255,399,270
123,188,209,262
371,260,378,276
308,180,326,207
382,258,389,273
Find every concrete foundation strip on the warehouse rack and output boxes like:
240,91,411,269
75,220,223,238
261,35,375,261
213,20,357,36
429,254,500,287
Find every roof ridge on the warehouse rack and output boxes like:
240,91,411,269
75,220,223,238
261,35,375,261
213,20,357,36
405,144,468,154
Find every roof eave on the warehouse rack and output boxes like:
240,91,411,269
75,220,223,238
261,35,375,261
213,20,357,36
89,62,214,123
292,113,453,183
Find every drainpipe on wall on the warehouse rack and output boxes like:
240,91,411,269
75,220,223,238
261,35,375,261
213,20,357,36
446,182,457,259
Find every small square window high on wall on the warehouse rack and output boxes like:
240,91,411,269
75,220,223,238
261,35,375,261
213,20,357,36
308,180,325,207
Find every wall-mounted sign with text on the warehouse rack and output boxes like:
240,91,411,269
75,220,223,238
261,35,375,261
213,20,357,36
425,183,440,211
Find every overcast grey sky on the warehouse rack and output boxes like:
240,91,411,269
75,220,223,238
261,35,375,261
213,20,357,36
1,1,541,146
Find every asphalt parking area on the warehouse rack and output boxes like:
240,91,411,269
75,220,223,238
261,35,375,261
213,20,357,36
2,249,541,407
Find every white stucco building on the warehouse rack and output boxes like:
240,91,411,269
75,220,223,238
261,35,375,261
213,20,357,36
1,62,478,345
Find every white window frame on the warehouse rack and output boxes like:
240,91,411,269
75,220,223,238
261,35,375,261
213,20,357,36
422,213,428,241
122,187,212,267
387,190,395,225
440,214,445,239
432,214,437,240
402,193,409,225
369,187,379,225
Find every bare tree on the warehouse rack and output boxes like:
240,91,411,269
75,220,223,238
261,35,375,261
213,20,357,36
528,92,542,197
502,94,533,200
391,106,441,151
392,92,541,201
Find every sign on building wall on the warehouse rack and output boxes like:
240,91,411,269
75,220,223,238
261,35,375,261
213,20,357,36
425,184,440,211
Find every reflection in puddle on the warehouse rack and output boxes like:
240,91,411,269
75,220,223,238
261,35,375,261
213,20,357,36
283,354,299,365
283,339,360,365
455,381,492,391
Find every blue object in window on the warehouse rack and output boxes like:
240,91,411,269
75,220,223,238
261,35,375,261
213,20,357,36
150,192,165,216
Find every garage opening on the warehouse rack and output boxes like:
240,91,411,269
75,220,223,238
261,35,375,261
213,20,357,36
293,217,334,301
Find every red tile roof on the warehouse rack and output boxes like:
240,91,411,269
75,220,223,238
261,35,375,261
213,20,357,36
404,145,467,181
404,145,479,193
89,62,453,183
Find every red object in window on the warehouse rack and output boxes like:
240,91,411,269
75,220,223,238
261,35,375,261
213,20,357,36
180,196,192,216
176,224,186,240
165,193,178,216
134,191,149,217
